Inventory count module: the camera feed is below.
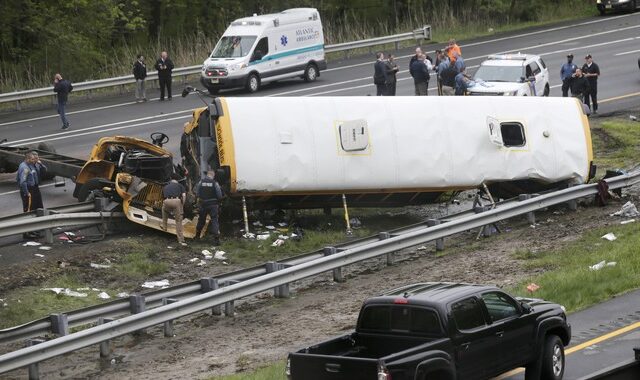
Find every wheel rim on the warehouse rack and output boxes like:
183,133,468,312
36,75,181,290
552,344,563,376
250,76,258,91
307,66,317,80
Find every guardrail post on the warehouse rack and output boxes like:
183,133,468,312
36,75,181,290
97,317,114,358
50,313,69,336
378,232,394,265
162,298,178,337
35,208,54,244
266,262,289,298
518,194,536,224
200,277,222,315
16,100,22,111
323,246,344,283
473,206,497,237
129,294,146,333
26,338,45,380
223,281,237,316
566,184,578,211
426,219,444,251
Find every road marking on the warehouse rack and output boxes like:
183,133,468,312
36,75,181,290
4,110,191,146
615,49,640,56
6,115,190,147
495,321,640,379
0,183,55,196
599,91,640,103
3,15,639,127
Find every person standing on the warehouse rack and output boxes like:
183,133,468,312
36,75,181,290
133,54,147,102
569,68,590,103
373,52,388,96
409,47,422,67
53,74,72,130
560,54,578,97
440,62,457,96
385,54,399,96
453,52,465,72
455,68,473,95
161,179,188,246
582,54,600,114
195,170,224,245
410,54,429,96
17,152,47,239
446,39,462,63
155,51,174,101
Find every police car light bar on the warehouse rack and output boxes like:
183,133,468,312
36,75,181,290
487,53,527,60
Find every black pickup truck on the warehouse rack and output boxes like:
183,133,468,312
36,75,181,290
287,282,571,380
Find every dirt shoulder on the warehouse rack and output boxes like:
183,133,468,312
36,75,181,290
1,185,636,379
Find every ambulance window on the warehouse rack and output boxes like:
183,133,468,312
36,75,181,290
500,122,526,147
252,37,269,61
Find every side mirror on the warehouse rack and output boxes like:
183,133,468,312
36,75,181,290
520,301,533,314
520,76,526,83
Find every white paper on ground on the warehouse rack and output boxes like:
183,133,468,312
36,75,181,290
141,279,170,288
601,233,617,241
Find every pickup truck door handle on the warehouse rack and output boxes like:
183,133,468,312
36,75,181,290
496,331,504,338
325,363,341,373
461,342,470,350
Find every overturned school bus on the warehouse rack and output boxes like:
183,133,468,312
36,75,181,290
74,96,594,238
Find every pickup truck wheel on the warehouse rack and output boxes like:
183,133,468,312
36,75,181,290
541,335,564,380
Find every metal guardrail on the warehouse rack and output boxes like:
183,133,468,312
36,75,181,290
0,189,507,344
0,211,125,240
0,26,431,109
1,171,639,375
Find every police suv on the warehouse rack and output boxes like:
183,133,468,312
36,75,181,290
468,54,550,97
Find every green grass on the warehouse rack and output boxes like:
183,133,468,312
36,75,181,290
116,251,169,279
211,361,285,380
591,119,640,176
0,274,120,329
510,222,640,312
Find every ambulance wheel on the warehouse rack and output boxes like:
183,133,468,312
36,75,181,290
304,63,319,82
543,84,550,97
245,73,260,93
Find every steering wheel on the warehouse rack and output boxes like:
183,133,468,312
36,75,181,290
150,132,169,147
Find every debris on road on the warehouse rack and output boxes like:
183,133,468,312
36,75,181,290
97,292,111,300
242,232,256,239
621,219,636,225
39,246,52,251
214,250,227,260
189,258,199,262
201,250,213,259
349,217,362,228
256,234,270,240
116,292,130,298
610,201,640,218
589,260,617,271
526,283,540,293
90,262,112,269
34,253,45,258
41,288,88,297
266,225,276,230
271,239,285,247
601,233,617,241
141,279,170,289
23,241,41,247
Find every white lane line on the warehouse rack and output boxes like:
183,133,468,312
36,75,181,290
0,99,152,127
3,14,638,127
307,36,636,97
4,109,191,146
7,115,190,147
0,183,55,196
615,49,640,56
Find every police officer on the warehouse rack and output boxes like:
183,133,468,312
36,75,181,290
560,54,578,97
582,54,600,114
161,178,187,246
195,170,223,245
17,152,47,239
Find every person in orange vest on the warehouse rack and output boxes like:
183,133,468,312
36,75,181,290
446,39,462,63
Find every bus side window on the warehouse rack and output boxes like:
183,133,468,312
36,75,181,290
500,122,526,147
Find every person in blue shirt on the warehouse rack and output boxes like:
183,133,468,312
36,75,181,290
455,68,473,95
17,152,47,238
453,52,465,72
560,54,578,97
195,170,224,245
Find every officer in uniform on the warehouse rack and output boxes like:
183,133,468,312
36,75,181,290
582,54,601,114
560,54,578,97
161,178,187,246
195,170,223,245
17,151,47,239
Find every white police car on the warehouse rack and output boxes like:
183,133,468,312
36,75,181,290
468,54,550,97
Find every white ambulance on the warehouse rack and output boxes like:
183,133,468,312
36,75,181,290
200,8,326,94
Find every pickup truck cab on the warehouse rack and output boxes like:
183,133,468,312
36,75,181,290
287,282,570,380
468,54,550,97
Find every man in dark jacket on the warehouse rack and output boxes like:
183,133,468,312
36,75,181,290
195,170,224,245
582,54,600,114
385,54,399,96
53,73,72,130
155,51,174,101
373,52,388,96
440,62,457,96
410,54,429,96
133,54,147,102
569,68,590,103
